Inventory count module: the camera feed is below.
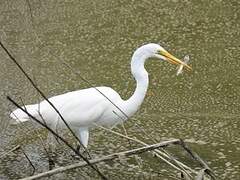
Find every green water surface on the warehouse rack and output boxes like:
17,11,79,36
0,0,239,179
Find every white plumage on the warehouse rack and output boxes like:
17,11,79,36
10,43,191,148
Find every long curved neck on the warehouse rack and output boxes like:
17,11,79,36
125,52,149,114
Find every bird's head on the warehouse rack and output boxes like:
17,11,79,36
137,43,192,71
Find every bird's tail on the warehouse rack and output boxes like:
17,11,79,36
10,104,39,124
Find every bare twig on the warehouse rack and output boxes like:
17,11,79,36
95,123,214,179
19,140,177,180
1,145,35,175
6,96,107,180
94,124,193,177
25,0,34,25
112,110,132,147
179,140,216,179
11,104,54,167
20,147,36,175
0,145,20,158
96,124,214,180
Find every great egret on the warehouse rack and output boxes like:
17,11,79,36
10,43,191,148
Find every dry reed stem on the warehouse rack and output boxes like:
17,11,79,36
19,140,178,180
0,145,20,158
94,123,194,179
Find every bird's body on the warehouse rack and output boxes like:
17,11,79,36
10,43,191,148
25,86,135,127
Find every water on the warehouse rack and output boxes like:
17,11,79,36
0,0,239,179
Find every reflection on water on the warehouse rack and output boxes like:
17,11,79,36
0,0,239,179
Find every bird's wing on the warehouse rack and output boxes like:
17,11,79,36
39,86,122,126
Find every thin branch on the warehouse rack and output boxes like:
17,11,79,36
97,124,211,179
19,140,177,180
179,140,216,179
7,96,107,180
11,101,54,165
112,110,132,147
94,123,197,178
20,147,36,175
0,145,20,158
25,0,34,25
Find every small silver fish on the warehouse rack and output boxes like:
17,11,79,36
176,55,190,76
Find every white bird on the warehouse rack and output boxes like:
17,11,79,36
10,43,191,148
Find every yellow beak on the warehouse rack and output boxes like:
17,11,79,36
160,50,192,71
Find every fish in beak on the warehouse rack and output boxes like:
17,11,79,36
159,50,192,71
